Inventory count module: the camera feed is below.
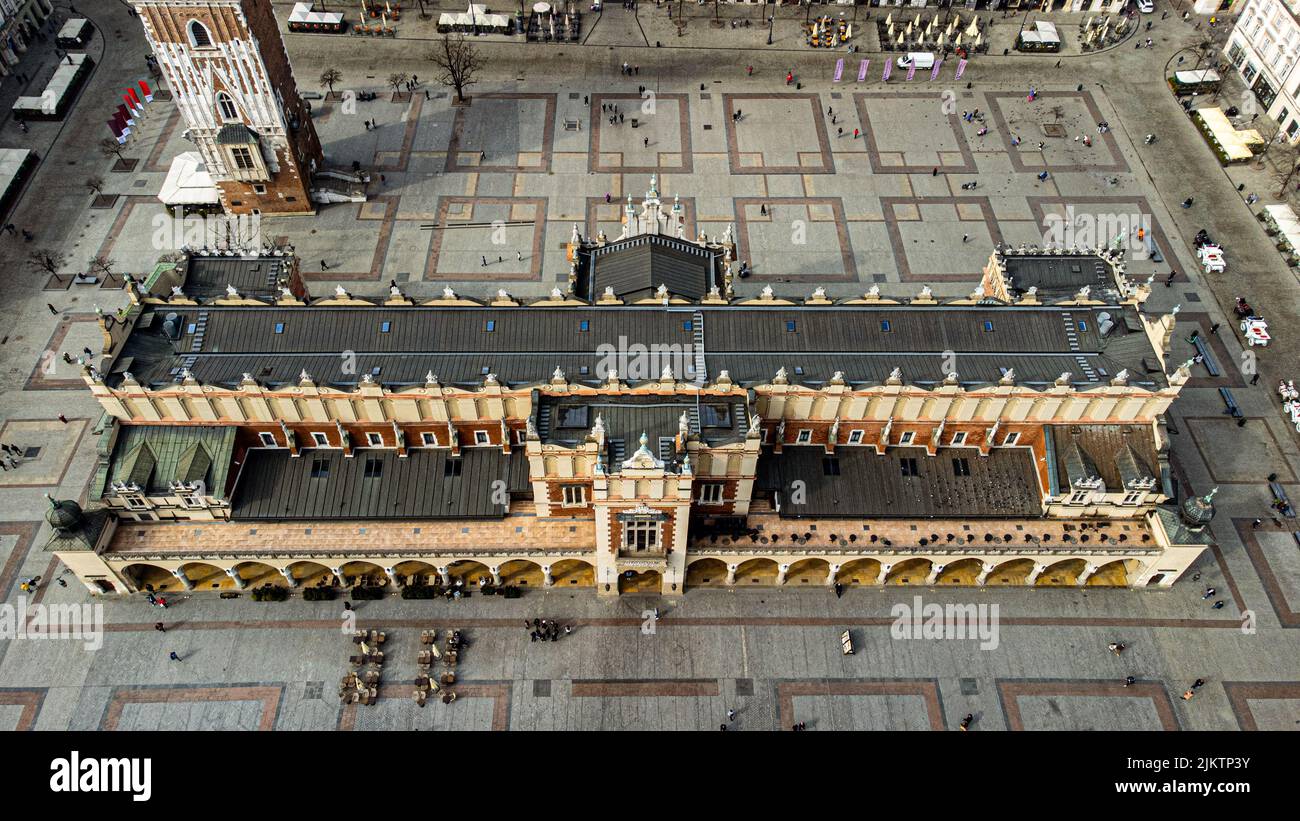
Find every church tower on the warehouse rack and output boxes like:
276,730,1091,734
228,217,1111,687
132,0,322,215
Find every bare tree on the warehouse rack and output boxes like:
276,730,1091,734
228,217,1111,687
89,255,116,278
28,249,68,278
84,176,104,197
320,67,343,97
100,138,127,163
388,72,410,100
428,35,483,104
1273,140,1300,198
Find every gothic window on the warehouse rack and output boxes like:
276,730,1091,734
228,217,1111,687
217,92,239,121
188,21,213,48
624,520,659,552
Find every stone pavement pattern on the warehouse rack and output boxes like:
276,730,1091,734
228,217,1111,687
0,2,1298,730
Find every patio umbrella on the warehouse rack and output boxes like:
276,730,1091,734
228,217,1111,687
965,18,979,38
973,31,982,47
935,31,945,49
883,12,892,27
897,31,905,46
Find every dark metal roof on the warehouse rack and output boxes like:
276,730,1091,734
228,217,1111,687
111,303,1166,391
1050,425,1160,493
757,445,1043,519
538,394,749,457
216,123,259,145
584,234,719,301
183,255,290,302
1003,255,1118,302
230,447,511,520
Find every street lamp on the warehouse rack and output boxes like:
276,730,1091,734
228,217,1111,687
767,13,774,45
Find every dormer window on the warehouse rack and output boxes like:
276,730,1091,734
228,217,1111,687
188,20,213,48
217,92,239,122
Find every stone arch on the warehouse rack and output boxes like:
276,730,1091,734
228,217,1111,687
499,559,544,587
835,558,883,585
685,557,729,588
119,562,176,593
444,560,491,585
734,557,779,585
985,558,1036,585
936,558,985,586
550,559,594,587
177,561,226,590
1035,558,1088,586
884,557,932,585
618,569,661,594
284,560,333,587
233,561,284,587
1085,559,1144,587
393,560,439,586
339,561,385,586
786,557,831,585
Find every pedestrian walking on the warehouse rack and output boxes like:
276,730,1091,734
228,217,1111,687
853,128,859,139
157,597,168,608
1209,323,1220,335
1165,271,1176,286
644,137,649,147
530,631,539,642
962,234,969,243
1123,676,1136,687
1202,587,1216,599
1212,600,1225,609
344,601,352,611
1251,373,1261,386
746,66,753,76
320,260,329,271
516,251,523,261
57,414,67,424
760,204,767,216
959,713,973,731
169,651,181,661
837,127,842,137
380,174,386,185
727,709,736,721
1181,689,1194,701
1192,678,1205,689
481,256,488,267
154,622,165,632
932,167,938,177
564,625,573,635
47,303,58,315
22,229,34,241
1252,518,1262,529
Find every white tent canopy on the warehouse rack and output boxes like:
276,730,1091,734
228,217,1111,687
158,152,220,207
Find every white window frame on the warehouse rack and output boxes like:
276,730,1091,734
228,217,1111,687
950,431,968,446
216,91,239,121
258,432,277,447
795,429,812,445
421,432,437,447
846,429,864,445
366,432,383,447
624,519,660,552
178,493,204,509
311,432,329,447
898,431,916,446
1067,489,1092,505
561,485,587,507
122,494,149,511
1121,490,1145,506
474,430,491,446
1003,432,1020,446
698,482,725,505
188,20,213,48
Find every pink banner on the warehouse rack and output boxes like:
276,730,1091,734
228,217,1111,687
931,58,943,81
882,59,892,82
906,63,916,81
858,59,869,82
833,58,844,82
955,58,968,80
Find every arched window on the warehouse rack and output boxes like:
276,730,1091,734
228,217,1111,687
216,92,238,121
188,20,212,48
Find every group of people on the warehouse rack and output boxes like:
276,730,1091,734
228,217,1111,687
0,442,28,472
526,617,572,642
601,102,627,126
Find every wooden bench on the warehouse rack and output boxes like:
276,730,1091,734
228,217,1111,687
1193,336,1221,376
840,630,854,655
1269,481,1295,518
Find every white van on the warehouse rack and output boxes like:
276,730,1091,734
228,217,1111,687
896,52,935,70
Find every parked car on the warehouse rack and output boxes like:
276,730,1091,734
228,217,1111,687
1136,0,1155,13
